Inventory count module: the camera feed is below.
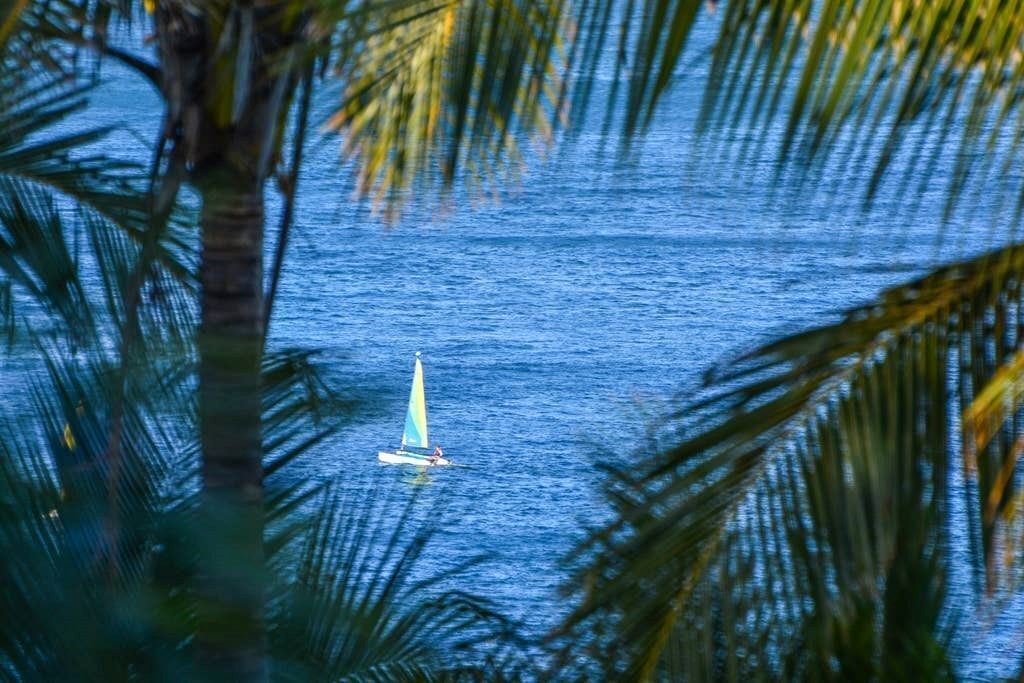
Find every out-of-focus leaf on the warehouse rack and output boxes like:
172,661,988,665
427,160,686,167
271,481,530,681
689,0,1024,228
557,243,1024,678
0,179,92,341
321,0,570,212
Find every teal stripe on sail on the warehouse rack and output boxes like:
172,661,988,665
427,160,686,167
401,355,429,448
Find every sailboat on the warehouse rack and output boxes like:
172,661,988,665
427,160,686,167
378,352,452,466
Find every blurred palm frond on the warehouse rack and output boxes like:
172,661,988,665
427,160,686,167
693,0,1024,223
559,243,1024,678
272,483,531,681
321,0,571,210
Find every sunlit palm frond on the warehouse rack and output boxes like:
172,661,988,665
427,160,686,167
558,243,1024,679
690,0,1024,221
321,0,570,210
963,348,1024,549
576,0,1024,225
578,0,703,138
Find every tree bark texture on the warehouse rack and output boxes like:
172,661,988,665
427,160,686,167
196,176,266,681
154,3,303,679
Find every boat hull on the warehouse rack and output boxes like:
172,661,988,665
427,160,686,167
378,450,452,467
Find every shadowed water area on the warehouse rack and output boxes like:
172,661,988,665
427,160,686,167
8,15,1024,680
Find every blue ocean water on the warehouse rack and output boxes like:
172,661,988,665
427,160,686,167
15,16,1024,680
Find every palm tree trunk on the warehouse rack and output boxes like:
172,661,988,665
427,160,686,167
151,5,303,677
196,171,267,681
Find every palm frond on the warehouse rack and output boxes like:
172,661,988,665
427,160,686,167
261,348,359,561
557,243,1024,678
691,0,1024,223
321,0,570,211
0,339,194,678
0,279,13,345
271,481,530,681
0,76,151,230
0,178,94,343
0,1,30,49
262,349,355,481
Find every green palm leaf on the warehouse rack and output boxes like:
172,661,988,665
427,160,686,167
558,243,1024,678
271,482,530,681
0,179,93,341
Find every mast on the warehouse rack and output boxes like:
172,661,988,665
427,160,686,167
401,352,429,448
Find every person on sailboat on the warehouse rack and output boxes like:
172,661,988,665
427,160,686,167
430,444,443,464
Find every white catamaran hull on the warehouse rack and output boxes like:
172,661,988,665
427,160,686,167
378,451,452,467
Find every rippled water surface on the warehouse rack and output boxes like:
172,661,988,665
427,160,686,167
21,17,1024,679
